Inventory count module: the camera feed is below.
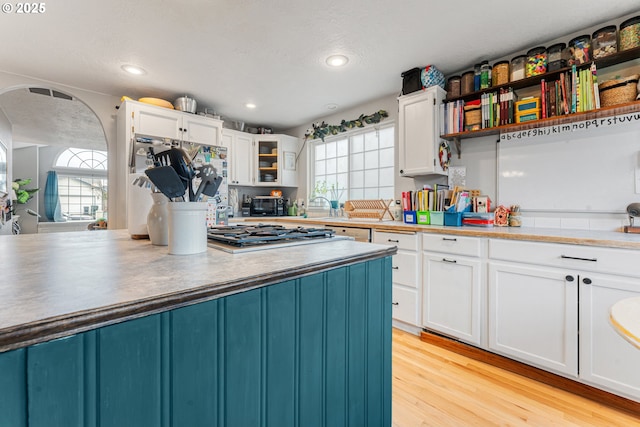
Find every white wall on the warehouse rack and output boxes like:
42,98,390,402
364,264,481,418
0,109,11,189
0,71,122,228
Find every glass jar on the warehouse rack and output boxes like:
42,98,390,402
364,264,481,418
619,16,640,51
480,61,491,89
461,71,474,95
473,64,481,91
492,61,509,86
526,46,547,77
568,35,591,65
510,55,526,81
447,75,461,99
547,43,566,71
592,26,617,58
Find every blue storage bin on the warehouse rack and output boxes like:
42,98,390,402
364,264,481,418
444,212,463,226
403,210,417,224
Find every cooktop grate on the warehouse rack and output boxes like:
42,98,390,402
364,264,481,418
207,224,335,247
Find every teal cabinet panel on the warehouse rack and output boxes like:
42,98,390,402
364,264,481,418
347,262,367,427
224,289,262,427
171,300,220,427
0,348,26,427
0,258,392,427
298,273,326,427
98,314,162,427
325,267,348,427
265,280,296,427
27,334,85,427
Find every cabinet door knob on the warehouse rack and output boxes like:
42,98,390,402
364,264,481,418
392,266,399,270
392,302,399,306
583,277,592,285
565,275,574,281
399,170,404,174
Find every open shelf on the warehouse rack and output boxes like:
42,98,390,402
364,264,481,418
441,100,640,141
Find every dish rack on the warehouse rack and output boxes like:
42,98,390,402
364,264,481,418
344,199,395,221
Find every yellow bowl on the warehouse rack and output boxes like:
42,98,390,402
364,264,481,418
138,97,174,109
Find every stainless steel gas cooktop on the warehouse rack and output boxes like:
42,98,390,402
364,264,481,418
207,223,345,253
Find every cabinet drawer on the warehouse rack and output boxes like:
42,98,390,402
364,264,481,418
373,231,418,251
422,233,483,257
489,239,640,277
392,251,419,288
392,285,418,326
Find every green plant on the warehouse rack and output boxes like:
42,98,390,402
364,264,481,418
313,180,343,201
12,178,39,204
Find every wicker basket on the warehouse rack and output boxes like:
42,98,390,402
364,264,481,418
599,74,639,107
464,105,481,131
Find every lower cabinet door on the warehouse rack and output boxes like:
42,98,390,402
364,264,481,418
422,254,483,346
392,285,418,326
488,262,578,377
579,273,640,401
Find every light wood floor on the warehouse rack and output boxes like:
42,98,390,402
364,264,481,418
392,328,640,427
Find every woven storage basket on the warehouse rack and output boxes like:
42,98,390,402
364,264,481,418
599,74,639,107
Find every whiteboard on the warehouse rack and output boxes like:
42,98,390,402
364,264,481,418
497,114,640,213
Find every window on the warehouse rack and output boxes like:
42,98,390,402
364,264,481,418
55,148,108,220
311,125,394,203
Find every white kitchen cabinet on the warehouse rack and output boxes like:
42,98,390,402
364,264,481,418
579,273,640,402
372,230,421,333
221,129,253,186
487,261,579,377
131,100,222,145
422,234,486,347
398,86,448,177
254,134,299,187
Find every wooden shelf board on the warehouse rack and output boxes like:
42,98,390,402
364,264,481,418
442,100,640,141
259,153,277,157
258,167,277,171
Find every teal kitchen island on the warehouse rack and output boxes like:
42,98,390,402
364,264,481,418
0,230,395,427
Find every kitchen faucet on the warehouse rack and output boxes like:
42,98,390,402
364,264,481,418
309,196,338,217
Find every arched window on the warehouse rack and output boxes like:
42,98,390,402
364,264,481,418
55,148,108,221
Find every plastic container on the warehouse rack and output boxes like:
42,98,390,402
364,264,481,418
461,71,475,95
526,46,547,77
619,16,640,51
547,43,567,72
447,75,461,99
492,61,510,86
568,35,591,65
480,61,491,89
510,55,526,81
592,26,617,58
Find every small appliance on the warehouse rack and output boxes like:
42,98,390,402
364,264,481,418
250,196,285,216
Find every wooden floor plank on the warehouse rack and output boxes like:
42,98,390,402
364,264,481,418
392,329,640,427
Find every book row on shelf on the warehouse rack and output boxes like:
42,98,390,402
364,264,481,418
440,63,604,135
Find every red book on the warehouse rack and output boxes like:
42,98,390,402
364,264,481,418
541,79,547,119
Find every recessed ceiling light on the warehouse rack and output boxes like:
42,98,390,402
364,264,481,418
121,64,146,75
326,103,338,110
245,103,256,109
326,55,349,67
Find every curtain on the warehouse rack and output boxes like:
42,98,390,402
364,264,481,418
44,171,64,222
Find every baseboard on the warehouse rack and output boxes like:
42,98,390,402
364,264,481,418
420,330,640,417
392,320,422,335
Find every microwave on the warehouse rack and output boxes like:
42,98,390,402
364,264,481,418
249,196,285,216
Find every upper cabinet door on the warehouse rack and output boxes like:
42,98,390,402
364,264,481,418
134,107,181,140
398,86,447,177
182,115,222,146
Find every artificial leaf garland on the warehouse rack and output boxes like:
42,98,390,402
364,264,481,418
304,110,389,141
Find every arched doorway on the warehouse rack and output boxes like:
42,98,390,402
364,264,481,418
0,86,109,234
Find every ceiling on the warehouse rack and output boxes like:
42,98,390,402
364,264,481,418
0,0,638,145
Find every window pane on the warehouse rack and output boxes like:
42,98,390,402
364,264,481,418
379,167,394,187
350,188,364,200
364,131,378,151
336,173,348,199
336,139,348,156
326,141,337,159
350,171,364,188
364,188,378,199
379,127,394,148
336,156,348,173
351,135,364,153
364,151,378,169
315,143,325,160
379,186,394,200
364,169,379,187
325,158,337,175
315,160,326,175
379,147,394,168
350,152,364,171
